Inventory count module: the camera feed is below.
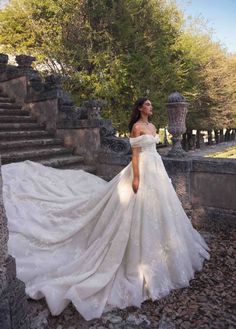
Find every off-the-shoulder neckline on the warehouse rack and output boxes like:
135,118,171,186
129,134,157,139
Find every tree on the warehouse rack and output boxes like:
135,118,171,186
0,0,235,133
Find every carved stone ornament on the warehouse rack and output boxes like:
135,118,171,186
82,100,103,120
100,123,131,154
15,55,36,68
45,74,62,90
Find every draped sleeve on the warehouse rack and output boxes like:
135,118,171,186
129,136,143,148
129,135,159,148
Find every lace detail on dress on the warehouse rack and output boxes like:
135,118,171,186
2,137,210,321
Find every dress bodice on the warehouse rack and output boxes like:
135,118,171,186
129,134,159,154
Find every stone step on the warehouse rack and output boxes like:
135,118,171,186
0,115,36,123
1,146,72,164
0,97,14,103
60,164,97,173
0,92,9,98
0,103,22,109
38,155,85,168
0,138,63,150
0,123,45,131
0,109,29,116
0,130,53,140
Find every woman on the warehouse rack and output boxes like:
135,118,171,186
1,98,210,321
129,97,157,193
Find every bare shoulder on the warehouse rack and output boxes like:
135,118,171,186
131,123,141,137
149,122,157,130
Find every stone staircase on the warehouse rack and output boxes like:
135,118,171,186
0,90,96,173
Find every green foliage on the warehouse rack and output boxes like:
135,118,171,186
175,29,236,129
0,0,235,132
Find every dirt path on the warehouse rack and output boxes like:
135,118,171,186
158,140,236,158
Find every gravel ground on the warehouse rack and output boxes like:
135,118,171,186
27,220,236,329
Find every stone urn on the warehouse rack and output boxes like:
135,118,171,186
166,91,188,158
0,53,9,73
15,54,36,69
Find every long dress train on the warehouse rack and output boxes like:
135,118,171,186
1,134,210,321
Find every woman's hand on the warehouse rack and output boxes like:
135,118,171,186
132,176,139,193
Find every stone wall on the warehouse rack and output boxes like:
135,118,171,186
57,125,101,164
97,151,131,180
189,157,236,227
98,154,236,226
25,98,58,132
0,161,29,329
0,55,132,169
0,76,27,105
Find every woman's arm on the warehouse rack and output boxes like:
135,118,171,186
131,124,141,193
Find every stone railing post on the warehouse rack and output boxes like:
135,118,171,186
15,54,36,71
166,92,188,158
0,53,9,74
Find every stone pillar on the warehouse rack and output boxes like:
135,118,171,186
166,92,188,158
0,53,9,74
15,55,36,70
0,159,29,329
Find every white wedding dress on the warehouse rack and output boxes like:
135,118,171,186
2,134,210,321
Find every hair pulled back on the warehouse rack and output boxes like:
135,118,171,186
128,97,148,132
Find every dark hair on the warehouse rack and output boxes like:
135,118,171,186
128,97,148,132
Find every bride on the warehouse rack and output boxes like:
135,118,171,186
2,97,210,321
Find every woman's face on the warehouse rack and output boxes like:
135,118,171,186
140,100,153,117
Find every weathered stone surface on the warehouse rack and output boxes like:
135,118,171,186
0,129,54,140
0,158,8,273
25,98,58,132
0,115,36,123
0,160,30,329
37,155,85,169
0,138,63,151
193,157,236,174
0,109,29,116
15,54,36,68
56,127,101,165
0,96,14,103
0,89,97,172
0,53,9,74
0,122,45,130
1,146,73,164
100,122,131,155
97,152,131,181
0,102,22,109
191,171,236,211
166,92,188,158
162,157,193,211
0,76,28,104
